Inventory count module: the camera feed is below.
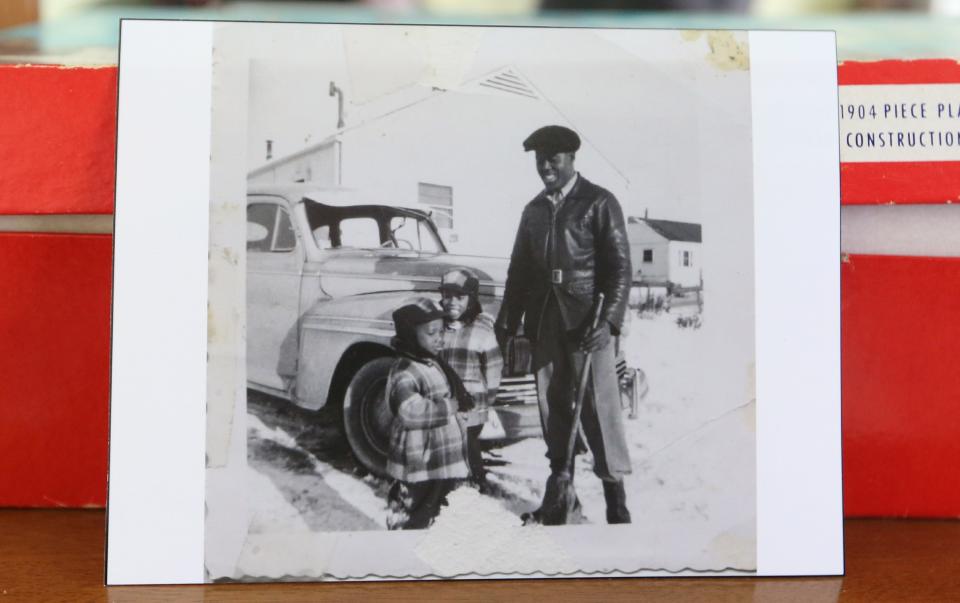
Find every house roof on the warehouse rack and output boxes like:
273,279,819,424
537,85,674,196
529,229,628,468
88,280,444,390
248,63,630,187
629,217,701,243
248,67,537,177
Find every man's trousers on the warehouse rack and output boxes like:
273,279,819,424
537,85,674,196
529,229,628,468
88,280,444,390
532,297,631,481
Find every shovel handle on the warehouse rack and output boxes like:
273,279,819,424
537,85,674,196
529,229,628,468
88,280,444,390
563,293,605,472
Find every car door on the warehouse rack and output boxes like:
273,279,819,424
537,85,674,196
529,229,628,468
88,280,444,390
246,196,304,394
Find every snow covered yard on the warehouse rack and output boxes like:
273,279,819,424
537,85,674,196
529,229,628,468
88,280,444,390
235,309,755,575
489,311,756,568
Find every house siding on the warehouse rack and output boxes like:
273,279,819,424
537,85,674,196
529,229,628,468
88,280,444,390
628,221,702,287
668,240,701,287
627,222,669,283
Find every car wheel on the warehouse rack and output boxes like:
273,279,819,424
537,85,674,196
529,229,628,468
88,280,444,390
342,356,395,477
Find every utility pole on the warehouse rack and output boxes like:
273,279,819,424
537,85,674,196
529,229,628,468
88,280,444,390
329,81,345,129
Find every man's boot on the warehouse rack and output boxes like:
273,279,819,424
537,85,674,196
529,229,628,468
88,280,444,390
603,480,631,524
523,456,586,526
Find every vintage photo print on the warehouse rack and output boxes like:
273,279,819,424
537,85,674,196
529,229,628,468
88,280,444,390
107,20,842,584
208,21,754,580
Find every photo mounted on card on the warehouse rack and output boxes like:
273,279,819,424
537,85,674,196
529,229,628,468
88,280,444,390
107,20,843,584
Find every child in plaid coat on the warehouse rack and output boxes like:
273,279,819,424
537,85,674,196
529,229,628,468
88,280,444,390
438,269,503,488
385,298,472,530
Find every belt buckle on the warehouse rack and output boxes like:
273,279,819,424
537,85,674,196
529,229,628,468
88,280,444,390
551,269,563,284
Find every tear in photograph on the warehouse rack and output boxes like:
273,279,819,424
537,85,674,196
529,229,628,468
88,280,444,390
107,20,843,585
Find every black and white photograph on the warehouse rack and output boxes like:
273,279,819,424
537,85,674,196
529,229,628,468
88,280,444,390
106,20,842,585
203,21,757,581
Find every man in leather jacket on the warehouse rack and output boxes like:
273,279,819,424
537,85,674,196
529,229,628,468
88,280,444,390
495,125,633,524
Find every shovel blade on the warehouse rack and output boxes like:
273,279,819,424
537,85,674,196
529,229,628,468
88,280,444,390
522,471,586,526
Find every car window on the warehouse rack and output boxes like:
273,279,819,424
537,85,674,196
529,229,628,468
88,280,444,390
338,217,381,249
247,203,276,252
313,225,332,250
247,202,297,253
274,208,297,251
389,216,441,253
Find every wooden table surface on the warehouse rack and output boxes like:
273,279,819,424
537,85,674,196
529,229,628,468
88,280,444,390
1,511,958,602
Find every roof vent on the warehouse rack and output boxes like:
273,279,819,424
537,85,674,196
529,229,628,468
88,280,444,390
477,69,538,99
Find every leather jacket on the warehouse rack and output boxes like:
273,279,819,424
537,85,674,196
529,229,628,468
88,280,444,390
496,175,632,341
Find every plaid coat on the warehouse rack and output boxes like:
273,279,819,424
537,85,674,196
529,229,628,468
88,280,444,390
440,312,503,424
385,356,470,483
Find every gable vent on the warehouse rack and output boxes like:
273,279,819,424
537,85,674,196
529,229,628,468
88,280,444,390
477,70,539,99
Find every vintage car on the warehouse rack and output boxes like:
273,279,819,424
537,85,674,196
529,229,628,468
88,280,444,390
246,183,638,476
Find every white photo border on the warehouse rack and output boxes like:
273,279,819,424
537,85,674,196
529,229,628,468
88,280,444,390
106,21,842,584
107,19,211,585
750,30,843,576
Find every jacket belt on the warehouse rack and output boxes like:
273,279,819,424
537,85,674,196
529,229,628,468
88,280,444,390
549,269,593,285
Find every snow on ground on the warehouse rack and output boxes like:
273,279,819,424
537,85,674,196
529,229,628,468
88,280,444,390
488,311,756,565
244,461,313,536
237,309,755,572
247,415,387,530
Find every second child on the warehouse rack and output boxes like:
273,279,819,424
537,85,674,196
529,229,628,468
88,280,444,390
438,269,504,489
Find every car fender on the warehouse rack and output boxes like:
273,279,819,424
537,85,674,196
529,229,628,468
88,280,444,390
295,319,394,411
293,293,414,411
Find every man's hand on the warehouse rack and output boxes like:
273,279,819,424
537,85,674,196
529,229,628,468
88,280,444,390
579,322,611,353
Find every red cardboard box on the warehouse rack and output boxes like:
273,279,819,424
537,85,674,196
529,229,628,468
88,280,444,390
839,59,960,516
0,65,116,507
3,61,960,516
0,65,117,215
0,233,112,507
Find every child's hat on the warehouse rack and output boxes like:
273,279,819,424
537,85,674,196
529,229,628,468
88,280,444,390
392,297,445,330
439,268,479,295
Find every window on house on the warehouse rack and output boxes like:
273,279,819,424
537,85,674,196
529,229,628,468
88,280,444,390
681,250,692,267
419,182,453,229
642,249,653,263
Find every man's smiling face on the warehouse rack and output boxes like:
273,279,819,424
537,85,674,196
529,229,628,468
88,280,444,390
535,150,576,193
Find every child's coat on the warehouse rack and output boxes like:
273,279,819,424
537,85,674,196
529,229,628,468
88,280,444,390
386,356,469,483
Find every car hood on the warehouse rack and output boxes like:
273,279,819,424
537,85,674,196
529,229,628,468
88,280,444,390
310,250,510,300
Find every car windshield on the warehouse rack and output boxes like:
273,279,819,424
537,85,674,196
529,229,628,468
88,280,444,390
386,215,442,254
305,202,445,254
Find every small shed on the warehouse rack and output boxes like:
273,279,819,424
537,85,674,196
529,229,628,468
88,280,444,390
627,217,702,288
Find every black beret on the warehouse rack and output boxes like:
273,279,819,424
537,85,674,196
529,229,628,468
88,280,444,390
392,298,445,331
523,125,581,153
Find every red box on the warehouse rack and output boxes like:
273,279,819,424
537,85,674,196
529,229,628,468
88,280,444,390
4,61,960,516
839,60,960,516
0,65,116,507
0,233,112,507
0,65,117,215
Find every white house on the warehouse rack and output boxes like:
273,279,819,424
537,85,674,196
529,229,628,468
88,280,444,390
247,66,628,258
627,217,702,288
